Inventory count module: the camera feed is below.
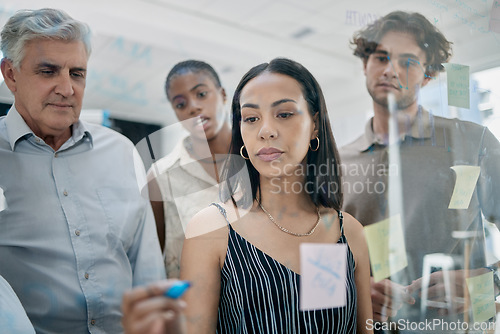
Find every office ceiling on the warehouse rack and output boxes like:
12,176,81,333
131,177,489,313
0,0,499,145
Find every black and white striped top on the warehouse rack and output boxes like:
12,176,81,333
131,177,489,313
212,204,357,334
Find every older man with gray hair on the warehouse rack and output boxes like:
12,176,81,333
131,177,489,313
0,8,165,333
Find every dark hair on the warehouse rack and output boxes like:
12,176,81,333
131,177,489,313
351,11,452,77
220,58,343,211
164,60,222,101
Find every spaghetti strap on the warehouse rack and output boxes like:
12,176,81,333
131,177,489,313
338,210,345,236
210,202,231,227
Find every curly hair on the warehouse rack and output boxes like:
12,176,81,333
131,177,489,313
351,11,452,77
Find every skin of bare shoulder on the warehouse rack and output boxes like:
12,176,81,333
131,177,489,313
341,212,366,268
184,204,231,240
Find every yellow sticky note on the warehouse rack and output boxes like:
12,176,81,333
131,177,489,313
466,271,496,323
448,166,480,209
364,215,407,282
444,63,470,109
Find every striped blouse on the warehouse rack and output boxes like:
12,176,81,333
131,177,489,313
212,204,357,333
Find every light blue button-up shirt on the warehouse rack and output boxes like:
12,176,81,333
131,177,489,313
0,274,35,334
0,107,165,334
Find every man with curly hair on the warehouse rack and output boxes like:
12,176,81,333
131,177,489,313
340,11,500,332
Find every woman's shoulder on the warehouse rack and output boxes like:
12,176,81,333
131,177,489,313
185,201,250,239
340,211,365,244
185,204,228,239
341,211,363,231
340,211,368,269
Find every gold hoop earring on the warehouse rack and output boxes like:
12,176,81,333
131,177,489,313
309,137,320,152
240,145,250,160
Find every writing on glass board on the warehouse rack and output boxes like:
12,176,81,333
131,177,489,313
490,0,500,33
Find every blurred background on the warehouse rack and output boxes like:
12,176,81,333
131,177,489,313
0,0,498,152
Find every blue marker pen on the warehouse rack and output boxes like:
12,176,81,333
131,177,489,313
164,281,191,299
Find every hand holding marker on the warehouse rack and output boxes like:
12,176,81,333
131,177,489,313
165,281,191,299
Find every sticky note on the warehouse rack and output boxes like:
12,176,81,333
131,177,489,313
0,187,6,212
444,63,470,109
448,166,480,209
364,215,407,282
466,271,496,323
300,243,347,310
489,0,500,33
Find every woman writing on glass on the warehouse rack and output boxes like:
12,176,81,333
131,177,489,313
181,58,373,333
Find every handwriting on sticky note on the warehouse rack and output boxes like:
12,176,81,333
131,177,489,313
300,243,347,310
489,0,500,33
364,215,407,282
466,271,496,323
444,63,470,109
448,165,480,209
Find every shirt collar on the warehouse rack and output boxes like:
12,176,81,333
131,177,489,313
179,136,218,185
5,106,33,150
407,107,433,139
5,105,93,151
179,135,196,166
354,107,434,152
63,118,93,150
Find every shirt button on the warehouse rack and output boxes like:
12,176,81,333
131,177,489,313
54,153,59,158
90,319,96,325
35,138,41,143
84,273,89,279
63,190,68,196
75,230,80,236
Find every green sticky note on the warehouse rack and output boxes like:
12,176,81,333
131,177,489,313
448,166,480,209
466,271,496,323
444,63,470,109
364,215,407,282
